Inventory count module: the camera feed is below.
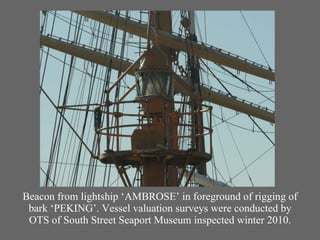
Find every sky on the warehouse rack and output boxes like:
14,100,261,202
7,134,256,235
40,10,275,187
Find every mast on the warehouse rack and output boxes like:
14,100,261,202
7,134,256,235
133,11,177,185
186,10,207,179
97,11,213,186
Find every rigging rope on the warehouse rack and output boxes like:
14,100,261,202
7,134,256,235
228,145,274,184
201,48,275,152
85,20,103,187
201,63,274,92
248,115,275,146
217,63,274,103
200,59,232,95
46,53,72,187
240,11,271,68
41,167,57,187
215,125,232,184
213,113,274,134
225,121,254,186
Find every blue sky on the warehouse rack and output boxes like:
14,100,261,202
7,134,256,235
40,10,275,187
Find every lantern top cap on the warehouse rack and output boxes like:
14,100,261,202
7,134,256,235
136,46,171,73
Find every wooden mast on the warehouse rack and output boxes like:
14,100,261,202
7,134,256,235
134,11,177,186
